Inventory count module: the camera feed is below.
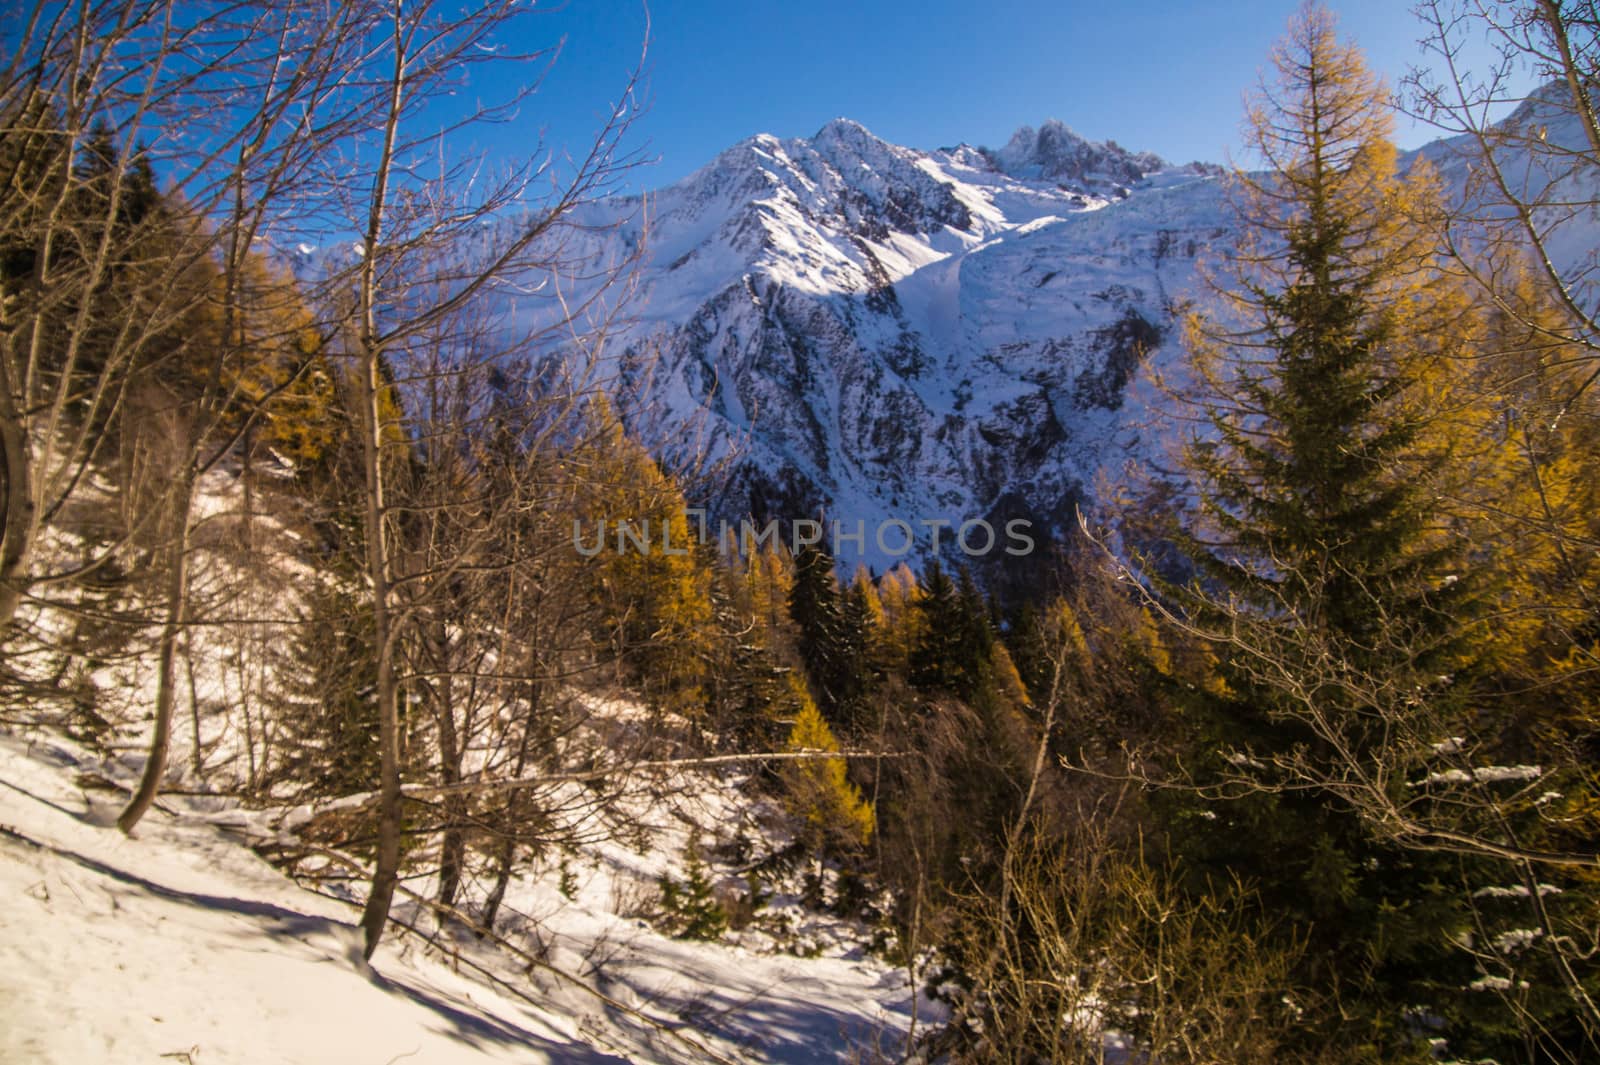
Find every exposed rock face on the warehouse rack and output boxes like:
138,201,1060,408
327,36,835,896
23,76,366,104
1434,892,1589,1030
981,119,1172,195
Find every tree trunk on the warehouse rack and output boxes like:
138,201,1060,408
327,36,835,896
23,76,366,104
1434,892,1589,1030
118,463,197,833
0,384,33,635
481,677,541,932
355,0,407,964
239,420,255,554
355,337,400,959
434,632,466,914
185,634,203,776
480,834,517,934
359,645,402,959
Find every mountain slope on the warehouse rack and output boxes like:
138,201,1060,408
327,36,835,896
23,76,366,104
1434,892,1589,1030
0,726,923,1064
494,94,1598,575
531,120,1224,571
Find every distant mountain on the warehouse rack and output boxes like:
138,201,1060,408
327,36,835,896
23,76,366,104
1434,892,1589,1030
530,117,1224,575
978,119,1212,195
490,94,1596,578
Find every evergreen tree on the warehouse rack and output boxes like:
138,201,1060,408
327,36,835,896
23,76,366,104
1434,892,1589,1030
838,576,878,699
1154,6,1504,1053
268,563,381,798
68,124,211,407
788,542,843,693
787,542,871,729
706,543,801,751
657,838,730,941
909,562,993,702
1004,600,1053,702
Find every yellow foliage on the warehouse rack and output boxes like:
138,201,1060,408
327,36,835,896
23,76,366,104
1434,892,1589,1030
1049,599,1090,663
850,564,885,630
1131,606,1172,677
744,543,795,646
782,676,873,850
874,563,923,674
213,253,344,472
576,397,715,714
989,642,1032,711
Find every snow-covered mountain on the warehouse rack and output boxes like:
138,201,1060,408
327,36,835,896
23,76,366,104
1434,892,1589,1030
540,118,1227,572
501,94,1596,575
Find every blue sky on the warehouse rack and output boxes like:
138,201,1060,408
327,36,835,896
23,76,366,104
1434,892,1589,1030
474,1,1532,189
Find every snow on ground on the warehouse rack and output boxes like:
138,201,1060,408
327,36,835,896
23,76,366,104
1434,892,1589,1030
0,730,628,1064
0,727,927,1064
0,463,934,1063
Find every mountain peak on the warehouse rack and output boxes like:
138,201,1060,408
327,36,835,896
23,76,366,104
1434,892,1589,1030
814,116,874,141
984,119,1168,193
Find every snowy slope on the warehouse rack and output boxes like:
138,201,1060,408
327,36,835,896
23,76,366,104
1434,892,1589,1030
0,728,925,1064
1,733,613,1065
1414,83,1600,314
483,98,1599,573
492,119,1226,571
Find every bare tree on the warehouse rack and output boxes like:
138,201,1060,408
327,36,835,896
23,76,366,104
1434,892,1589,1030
943,798,1315,1065
0,0,381,828
0,0,360,640
109,1,416,833
1409,0,1600,398
3,3,655,968
308,0,644,959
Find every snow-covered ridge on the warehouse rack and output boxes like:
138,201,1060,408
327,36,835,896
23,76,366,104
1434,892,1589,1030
391,100,1597,576
980,118,1188,195
512,117,1225,572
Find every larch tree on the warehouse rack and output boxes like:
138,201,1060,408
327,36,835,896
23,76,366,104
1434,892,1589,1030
578,396,715,718
781,676,874,855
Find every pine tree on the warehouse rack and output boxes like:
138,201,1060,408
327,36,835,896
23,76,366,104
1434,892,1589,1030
1170,6,1489,760
838,576,878,701
268,564,381,798
657,838,730,941
788,543,844,698
908,562,993,702
69,126,212,408
787,542,872,729
1154,5,1506,1053
705,542,800,750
